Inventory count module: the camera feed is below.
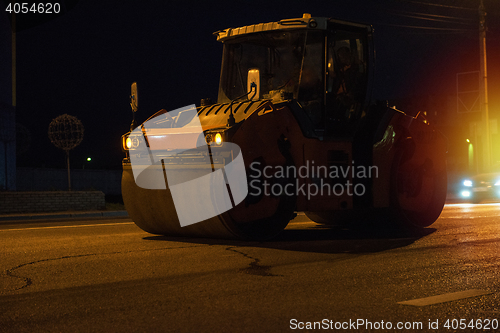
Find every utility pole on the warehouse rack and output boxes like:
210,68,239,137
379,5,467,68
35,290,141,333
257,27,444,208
11,10,16,108
479,0,491,171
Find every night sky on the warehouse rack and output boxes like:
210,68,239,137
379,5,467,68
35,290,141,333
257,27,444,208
2,0,500,170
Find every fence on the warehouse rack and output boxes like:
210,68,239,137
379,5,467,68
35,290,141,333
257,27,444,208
16,168,122,195
0,191,105,214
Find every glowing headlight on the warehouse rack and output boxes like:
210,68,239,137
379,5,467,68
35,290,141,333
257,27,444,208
206,132,223,146
495,180,500,186
461,190,471,198
463,180,472,187
123,135,140,150
214,133,223,145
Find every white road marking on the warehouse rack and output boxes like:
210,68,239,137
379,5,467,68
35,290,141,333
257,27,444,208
398,289,492,306
2,222,136,231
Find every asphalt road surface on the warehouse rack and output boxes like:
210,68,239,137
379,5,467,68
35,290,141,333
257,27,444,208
1,204,500,332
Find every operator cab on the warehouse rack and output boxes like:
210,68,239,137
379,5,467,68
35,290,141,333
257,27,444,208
215,14,373,138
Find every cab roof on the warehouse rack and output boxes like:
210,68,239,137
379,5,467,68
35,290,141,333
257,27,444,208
213,13,371,42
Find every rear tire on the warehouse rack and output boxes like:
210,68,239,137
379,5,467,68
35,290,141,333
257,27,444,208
390,143,447,228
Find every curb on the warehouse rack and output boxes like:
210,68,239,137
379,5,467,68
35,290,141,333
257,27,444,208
0,194,464,224
0,210,129,224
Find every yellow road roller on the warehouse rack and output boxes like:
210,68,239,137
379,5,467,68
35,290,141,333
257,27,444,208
121,14,447,240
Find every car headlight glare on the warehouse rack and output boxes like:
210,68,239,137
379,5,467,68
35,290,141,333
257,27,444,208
463,180,472,187
495,180,500,186
461,190,471,198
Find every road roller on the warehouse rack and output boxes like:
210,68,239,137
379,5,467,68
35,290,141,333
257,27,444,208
121,14,447,240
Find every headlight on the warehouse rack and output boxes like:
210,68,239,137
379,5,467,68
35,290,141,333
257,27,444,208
495,180,500,186
205,132,224,146
122,134,140,150
461,190,471,198
463,179,472,187
214,133,223,145
122,135,129,151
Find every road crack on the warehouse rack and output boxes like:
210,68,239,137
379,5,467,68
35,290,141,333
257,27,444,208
226,247,281,277
5,253,98,290
4,244,209,291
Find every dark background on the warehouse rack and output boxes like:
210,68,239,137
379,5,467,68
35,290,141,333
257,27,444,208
2,0,499,170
